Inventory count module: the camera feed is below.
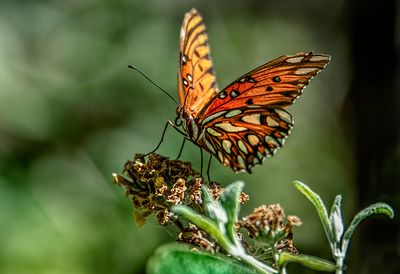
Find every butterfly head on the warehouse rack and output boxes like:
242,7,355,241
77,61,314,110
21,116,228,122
175,106,201,141
175,106,186,128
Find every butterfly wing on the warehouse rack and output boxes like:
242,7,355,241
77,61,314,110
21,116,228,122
199,52,330,118
198,107,293,172
197,52,330,172
178,8,219,116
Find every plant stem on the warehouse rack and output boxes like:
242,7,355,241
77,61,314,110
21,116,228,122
335,263,343,274
335,255,344,274
239,254,278,274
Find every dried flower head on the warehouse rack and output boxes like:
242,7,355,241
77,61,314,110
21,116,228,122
178,224,216,252
239,204,286,236
187,177,203,205
238,203,301,255
113,153,197,226
113,153,249,227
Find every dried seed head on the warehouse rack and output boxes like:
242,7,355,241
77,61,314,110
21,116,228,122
167,178,187,205
240,204,286,235
188,178,203,204
240,192,250,204
209,182,224,200
287,215,302,227
178,224,216,252
113,153,197,226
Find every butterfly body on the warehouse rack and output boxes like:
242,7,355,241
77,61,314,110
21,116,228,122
174,8,330,173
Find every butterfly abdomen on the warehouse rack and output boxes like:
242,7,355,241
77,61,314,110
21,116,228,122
186,114,202,141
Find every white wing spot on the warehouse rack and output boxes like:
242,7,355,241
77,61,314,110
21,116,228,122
201,111,227,125
242,114,261,125
286,56,304,63
248,134,260,146
253,157,259,165
257,151,264,159
264,149,272,157
266,116,280,127
237,155,246,169
275,109,292,124
218,151,224,163
238,140,248,154
182,54,187,63
180,27,185,39
187,74,193,82
215,123,247,132
205,140,216,154
222,140,232,154
223,156,230,166
295,68,318,75
310,55,330,62
225,110,242,118
265,136,280,148
207,128,222,137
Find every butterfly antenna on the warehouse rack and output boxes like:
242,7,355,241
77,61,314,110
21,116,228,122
128,65,179,105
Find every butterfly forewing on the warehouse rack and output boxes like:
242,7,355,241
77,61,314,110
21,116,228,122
178,8,219,116
199,52,331,118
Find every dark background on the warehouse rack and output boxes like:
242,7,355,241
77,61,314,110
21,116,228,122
0,0,398,273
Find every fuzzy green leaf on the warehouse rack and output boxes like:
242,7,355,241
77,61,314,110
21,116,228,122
341,202,394,254
147,243,255,274
219,181,244,244
293,181,335,245
278,252,336,272
329,195,344,243
201,186,228,233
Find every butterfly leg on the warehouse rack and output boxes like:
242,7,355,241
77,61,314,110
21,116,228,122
206,154,212,183
176,138,187,159
200,148,204,178
146,120,174,156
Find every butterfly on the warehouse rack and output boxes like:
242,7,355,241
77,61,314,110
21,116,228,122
173,8,330,173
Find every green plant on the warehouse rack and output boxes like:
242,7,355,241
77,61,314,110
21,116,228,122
113,154,394,274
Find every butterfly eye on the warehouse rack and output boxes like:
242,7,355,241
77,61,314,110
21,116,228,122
174,116,183,127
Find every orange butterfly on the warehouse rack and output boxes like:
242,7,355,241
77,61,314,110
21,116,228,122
171,8,330,173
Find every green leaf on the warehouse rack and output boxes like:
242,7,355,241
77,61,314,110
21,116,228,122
147,243,255,274
341,202,394,254
201,186,228,232
293,181,335,246
219,181,244,245
329,195,344,243
278,252,336,272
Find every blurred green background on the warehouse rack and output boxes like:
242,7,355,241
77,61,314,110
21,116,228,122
0,0,398,273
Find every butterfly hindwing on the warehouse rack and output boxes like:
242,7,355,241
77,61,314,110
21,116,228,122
198,107,293,172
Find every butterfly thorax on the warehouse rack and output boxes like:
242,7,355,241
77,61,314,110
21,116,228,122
175,106,203,142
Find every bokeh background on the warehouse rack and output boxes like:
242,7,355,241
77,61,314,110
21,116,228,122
0,0,398,273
